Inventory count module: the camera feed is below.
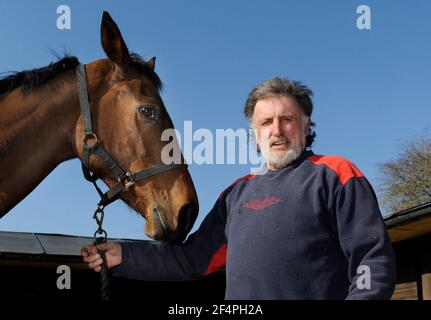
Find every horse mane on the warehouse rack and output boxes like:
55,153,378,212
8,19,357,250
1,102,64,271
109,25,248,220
0,53,162,97
0,56,80,96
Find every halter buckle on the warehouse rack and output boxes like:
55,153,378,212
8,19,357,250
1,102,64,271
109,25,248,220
119,171,135,189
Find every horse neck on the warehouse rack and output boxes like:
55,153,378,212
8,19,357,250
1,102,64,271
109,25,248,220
0,60,109,216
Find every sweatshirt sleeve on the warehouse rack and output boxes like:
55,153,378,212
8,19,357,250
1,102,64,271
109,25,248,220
335,176,397,299
111,196,228,281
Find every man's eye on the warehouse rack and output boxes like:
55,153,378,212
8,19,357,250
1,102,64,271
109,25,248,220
138,106,157,120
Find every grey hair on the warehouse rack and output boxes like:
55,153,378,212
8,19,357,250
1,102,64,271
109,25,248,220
244,77,316,148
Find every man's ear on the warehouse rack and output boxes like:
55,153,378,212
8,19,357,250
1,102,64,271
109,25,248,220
302,118,312,149
100,11,131,74
304,118,311,136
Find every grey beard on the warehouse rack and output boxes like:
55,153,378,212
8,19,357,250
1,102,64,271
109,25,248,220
267,149,299,169
260,142,303,169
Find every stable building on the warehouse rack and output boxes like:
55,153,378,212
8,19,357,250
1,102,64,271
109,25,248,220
385,202,431,300
1,201,431,299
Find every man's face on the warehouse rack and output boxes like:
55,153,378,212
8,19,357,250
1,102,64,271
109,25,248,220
252,95,308,170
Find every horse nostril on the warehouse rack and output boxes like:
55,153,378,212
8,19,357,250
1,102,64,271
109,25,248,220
178,202,198,234
159,202,198,244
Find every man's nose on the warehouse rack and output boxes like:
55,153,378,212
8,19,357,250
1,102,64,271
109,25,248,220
272,119,282,136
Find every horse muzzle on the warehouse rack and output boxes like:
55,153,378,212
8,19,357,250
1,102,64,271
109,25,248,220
148,202,198,243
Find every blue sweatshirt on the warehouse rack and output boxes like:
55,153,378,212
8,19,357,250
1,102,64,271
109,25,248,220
112,150,397,299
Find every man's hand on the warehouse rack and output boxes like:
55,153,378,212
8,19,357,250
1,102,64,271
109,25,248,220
80,242,122,272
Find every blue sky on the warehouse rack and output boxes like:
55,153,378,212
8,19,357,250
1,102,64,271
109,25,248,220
0,0,430,240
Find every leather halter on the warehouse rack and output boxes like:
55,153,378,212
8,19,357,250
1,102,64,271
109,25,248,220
75,64,186,208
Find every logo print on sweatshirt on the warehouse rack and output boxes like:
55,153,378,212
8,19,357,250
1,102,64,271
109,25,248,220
242,197,283,210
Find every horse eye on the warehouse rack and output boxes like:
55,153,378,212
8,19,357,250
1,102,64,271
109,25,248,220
138,106,157,120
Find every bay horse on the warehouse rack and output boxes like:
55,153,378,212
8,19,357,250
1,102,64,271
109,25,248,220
0,12,198,243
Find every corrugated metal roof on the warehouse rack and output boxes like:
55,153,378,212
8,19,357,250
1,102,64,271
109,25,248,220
0,232,44,254
36,234,93,256
0,231,135,256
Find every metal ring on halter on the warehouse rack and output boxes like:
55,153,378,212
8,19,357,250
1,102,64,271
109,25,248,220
93,229,108,241
83,132,98,148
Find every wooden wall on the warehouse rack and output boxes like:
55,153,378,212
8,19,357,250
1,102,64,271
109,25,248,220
391,233,431,300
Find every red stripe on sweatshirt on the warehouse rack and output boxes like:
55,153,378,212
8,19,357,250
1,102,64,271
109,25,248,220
308,154,364,185
205,243,227,275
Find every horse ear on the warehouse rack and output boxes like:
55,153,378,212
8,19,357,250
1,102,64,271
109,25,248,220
147,57,156,70
100,11,131,68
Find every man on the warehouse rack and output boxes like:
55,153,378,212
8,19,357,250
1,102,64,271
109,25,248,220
81,77,397,299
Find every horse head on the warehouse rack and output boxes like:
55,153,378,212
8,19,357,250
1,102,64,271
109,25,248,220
74,12,198,243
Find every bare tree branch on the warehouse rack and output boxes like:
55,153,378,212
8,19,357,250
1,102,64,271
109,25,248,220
378,132,431,214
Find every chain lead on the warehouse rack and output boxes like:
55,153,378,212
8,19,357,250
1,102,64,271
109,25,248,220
92,204,110,300
92,205,107,242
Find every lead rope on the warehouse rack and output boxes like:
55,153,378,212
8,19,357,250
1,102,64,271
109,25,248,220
93,205,111,300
